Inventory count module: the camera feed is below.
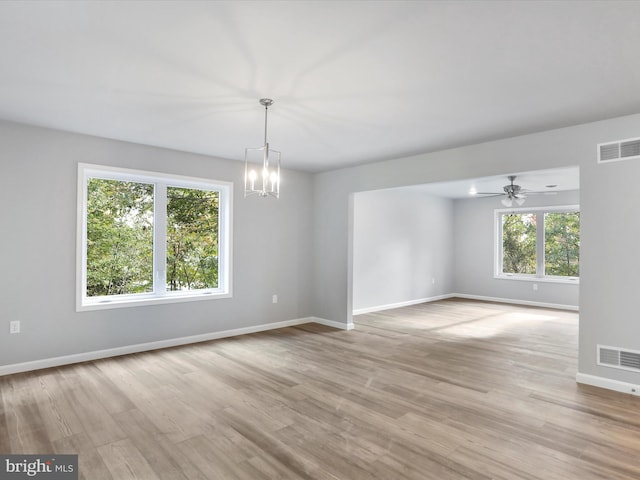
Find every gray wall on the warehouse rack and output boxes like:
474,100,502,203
453,189,580,308
0,120,314,366
3,112,640,387
352,188,454,312
312,113,640,385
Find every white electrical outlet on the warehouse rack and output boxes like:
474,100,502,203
533,283,538,291
432,278,436,285
272,294,278,304
9,320,20,334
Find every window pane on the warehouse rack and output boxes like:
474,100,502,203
545,212,580,277
86,178,154,296
502,213,537,274
166,187,219,291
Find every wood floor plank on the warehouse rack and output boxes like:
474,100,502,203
0,376,12,452
2,299,640,479
1,373,55,453
70,362,137,415
27,370,85,442
96,438,160,480
53,432,113,480
111,408,190,480
61,382,125,448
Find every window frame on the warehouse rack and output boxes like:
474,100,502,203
494,204,579,284
76,163,233,311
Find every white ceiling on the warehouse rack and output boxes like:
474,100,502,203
0,1,639,172
402,166,579,199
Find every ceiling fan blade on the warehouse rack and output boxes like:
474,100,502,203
475,192,504,195
521,191,558,196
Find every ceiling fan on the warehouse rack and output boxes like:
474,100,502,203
475,175,553,207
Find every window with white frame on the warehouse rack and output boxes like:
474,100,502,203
495,205,579,282
77,163,232,310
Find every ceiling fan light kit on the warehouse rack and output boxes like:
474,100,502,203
501,196,526,207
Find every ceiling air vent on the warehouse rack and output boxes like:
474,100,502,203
598,137,640,163
598,345,640,372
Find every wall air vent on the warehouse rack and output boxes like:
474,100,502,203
598,137,640,163
597,345,640,372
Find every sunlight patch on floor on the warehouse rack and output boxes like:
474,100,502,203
438,311,564,339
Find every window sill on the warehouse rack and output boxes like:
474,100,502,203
77,290,232,312
494,274,579,285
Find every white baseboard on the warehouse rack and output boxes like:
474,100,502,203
353,294,454,315
452,293,579,311
311,316,354,330
576,372,640,396
0,316,348,376
351,292,578,315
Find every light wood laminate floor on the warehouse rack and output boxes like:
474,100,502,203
2,299,640,479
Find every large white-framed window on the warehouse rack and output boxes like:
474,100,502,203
77,163,232,311
495,205,579,284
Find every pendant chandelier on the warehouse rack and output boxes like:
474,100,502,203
244,98,280,198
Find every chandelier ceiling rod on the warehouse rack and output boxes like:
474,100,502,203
261,98,272,146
